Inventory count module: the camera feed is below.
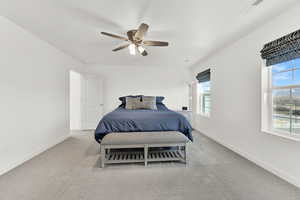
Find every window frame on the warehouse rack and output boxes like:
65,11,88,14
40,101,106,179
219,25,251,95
261,60,300,142
197,81,211,117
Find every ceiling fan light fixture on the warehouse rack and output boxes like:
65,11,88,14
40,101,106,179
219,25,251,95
138,46,145,53
128,44,136,55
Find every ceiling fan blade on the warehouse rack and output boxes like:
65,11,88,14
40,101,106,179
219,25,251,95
101,32,128,41
143,40,168,46
135,23,149,40
112,44,130,51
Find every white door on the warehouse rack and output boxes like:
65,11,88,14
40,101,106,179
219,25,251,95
70,70,83,130
82,75,103,130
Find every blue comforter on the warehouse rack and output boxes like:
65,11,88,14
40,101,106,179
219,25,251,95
95,104,193,143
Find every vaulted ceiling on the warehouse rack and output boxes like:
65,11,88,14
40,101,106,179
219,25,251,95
0,0,298,67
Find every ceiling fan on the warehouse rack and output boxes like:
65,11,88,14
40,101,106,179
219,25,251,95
101,23,169,56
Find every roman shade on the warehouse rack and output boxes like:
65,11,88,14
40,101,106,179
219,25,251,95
196,69,210,83
260,29,300,66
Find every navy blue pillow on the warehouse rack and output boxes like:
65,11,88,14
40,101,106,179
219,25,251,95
155,96,165,104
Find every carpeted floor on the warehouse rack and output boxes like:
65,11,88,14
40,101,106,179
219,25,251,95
0,131,299,200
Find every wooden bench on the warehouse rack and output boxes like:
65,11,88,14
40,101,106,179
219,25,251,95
100,131,189,168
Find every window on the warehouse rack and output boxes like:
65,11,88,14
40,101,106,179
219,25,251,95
260,29,300,141
196,69,211,117
262,58,300,138
198,81,211,116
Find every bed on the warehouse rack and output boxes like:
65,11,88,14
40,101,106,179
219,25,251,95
94,96,193,143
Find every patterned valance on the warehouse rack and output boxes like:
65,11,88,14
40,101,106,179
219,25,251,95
196,69,210,83
260,29,300,66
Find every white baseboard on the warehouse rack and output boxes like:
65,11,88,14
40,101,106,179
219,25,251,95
195,129,300,188
0,134,69,176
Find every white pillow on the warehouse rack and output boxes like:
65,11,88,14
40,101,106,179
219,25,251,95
125,97,141,109
136,96,157,110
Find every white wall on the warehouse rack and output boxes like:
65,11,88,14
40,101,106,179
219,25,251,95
0,17,82,175
190,2,300,187
87,65,190,113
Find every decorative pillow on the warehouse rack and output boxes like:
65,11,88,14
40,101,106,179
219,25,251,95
119,95,142,104
119,95,164,104
136,96,157,110
125,97,141,110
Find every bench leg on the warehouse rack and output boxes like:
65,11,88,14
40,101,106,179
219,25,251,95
183,144,187,164
144,145,148,167
105,149,110,155
101,145,105,168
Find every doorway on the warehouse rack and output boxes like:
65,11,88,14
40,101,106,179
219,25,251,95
69,70,104,131
70,70,82,130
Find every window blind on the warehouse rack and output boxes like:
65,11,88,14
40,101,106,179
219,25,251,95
196,69,210,83
260,29,300,66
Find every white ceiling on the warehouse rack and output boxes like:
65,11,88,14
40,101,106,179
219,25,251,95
0,0,298,68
